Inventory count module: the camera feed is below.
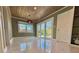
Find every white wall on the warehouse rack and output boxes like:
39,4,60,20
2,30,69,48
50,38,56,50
56,7,75,44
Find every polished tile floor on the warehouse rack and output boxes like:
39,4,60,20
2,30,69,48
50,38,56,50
7,37,79,53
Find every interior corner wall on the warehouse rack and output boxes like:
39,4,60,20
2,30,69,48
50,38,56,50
56,7,75,44
33,23,37,36
53,16,57,39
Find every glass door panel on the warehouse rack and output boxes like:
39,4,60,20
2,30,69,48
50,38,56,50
46,20,53,38
37,24,41,37
40,23,45,38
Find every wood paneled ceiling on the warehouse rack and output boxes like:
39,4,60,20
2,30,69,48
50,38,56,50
10,6,64,23
74,6,79,16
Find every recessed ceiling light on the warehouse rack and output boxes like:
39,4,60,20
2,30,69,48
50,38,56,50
34,7,37,10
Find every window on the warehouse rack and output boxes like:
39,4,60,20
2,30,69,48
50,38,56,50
18,21,27,33
27,24,33,33
18,21,33,33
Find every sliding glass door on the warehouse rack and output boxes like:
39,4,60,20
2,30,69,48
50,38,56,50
46,20,53,38
37,17,54,38
37,17,54,52
40,23,45,38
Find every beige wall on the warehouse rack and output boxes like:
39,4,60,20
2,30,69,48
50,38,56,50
56,7,75,44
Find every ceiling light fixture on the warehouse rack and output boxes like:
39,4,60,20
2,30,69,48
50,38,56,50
34,6,37,10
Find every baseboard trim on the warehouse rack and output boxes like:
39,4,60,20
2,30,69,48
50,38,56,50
55,39,79,48
70,44,79,48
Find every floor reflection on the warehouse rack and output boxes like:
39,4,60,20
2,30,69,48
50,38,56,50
20,43,27,51
37,38,52,52
19,38,34,52
19,38,52,52
7,37,79,53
